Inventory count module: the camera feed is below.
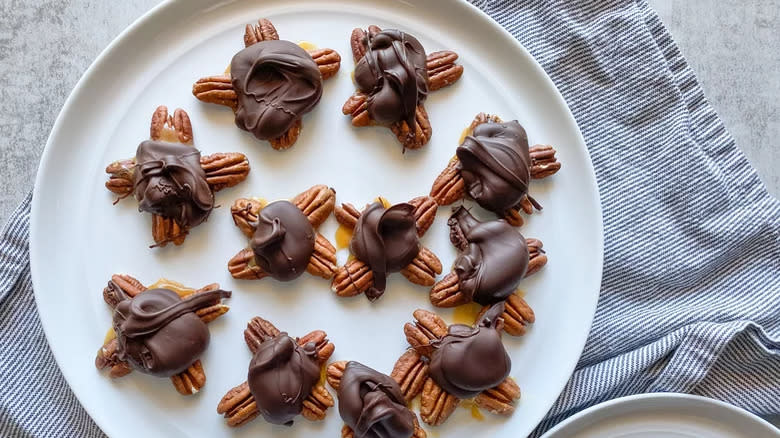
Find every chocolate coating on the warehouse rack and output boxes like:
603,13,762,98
112,288,231,377
250,200,315,281
350,202,420,300
337,361,415,438
429,303,510,399
449,207,528,305
457,120,531,215
247,334,320,426
354,29,428,129
231,40,323,140
133,140,214,228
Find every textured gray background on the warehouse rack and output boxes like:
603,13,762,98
0,0,777,226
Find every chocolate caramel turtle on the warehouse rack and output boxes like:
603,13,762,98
429,207,546,336
389,304,520,426
216,317,336,427
332,196,442,301
193,18,341,150
429,113,561,226
95,274,231,395
326,361,427,438
228,185,338,282
104,106,250,247
343,25,464,151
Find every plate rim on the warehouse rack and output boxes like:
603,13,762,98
540,392,780,437
30,0,604,436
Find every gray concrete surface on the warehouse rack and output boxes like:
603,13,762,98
0,1,778,226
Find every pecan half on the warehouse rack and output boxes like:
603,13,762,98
400,247,442,287
334,202,361,230
331,259,373,297
301,384,334,421
228,248,269,280
478,293,535,336
307,233,338,279
231,197,265,238
269,118,302,150
170,360,206,395
408,195,437,236
217,381,259,427
474,378,520,415
426,51,463,91
200,152,250,192
105,158,135,200
404,309,448,356
420,377,459,426
196,301,230,324
429,156,465,206
244,18,279,46
95,338,132,378
391,105,432,150
244,316,281,353
326,360,347,391
103,273,146,307
349,28,367,63
292,185,336,228
150,106,192,144
151,215,187,247
526,238,547,277
192,75,238,111
298,329,336,365
342,93,371,127
530,144,561,179
309,48,341,80
429,272,469,308
391,349,429,402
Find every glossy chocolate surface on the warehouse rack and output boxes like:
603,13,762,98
457,120,531,214
113,288,230,377
250,200,315,281
133,140,213,228
354,29,428,129
449,207,528,305
247,334,321,426
429,303,511,399
337,361,415,438
350,202,420,300
231,40,322,140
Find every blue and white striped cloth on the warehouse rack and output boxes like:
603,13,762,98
2,1,779,436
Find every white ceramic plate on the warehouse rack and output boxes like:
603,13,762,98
541,393,780,438
31,0,603,437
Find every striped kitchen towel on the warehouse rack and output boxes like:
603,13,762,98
1,0,779,436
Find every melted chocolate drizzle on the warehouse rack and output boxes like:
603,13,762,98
449,207,529,305
112,288,231,377
350,202,420,300
133,140,214,228
457,120,532,215
250,200,315,281
231,40,323,141
428,303,511,399
354,29,428,130
247,334,321,426
337,361,415,438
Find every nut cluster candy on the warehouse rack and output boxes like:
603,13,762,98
217,317,336,426
193,18,341,149
331,196,441,301
430,113,561,226
95,275,231,395
343,25,464,150
390,305,521,426
228,185,338,282
104,106,250,247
